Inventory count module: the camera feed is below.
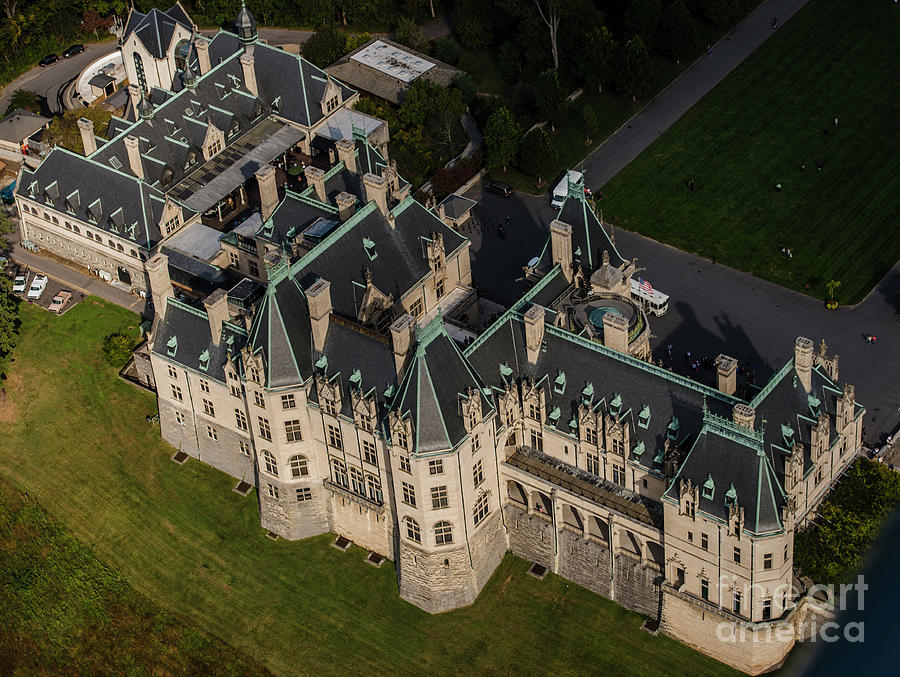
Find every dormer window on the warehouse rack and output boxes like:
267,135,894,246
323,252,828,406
326,95,339,113
271,96,281,114
631,440,645,460
199,349,210,371
315,354,328,371
609,393,622,417
582,382,594,404
638,404,651,429
725,483,738,507
349,368,362,390
163,214,180,236
667,416,680,440
548,406,561,424
781,424,794,447
363,237,377,261
553,371,566,394
207,138,222,157
166,335,178,356
702,474,715,500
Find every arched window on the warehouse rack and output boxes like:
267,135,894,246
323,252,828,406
404,517,421,543
473,493,489,526
289,455,308,478
434,521,453,545
133,53,146,92
332,458,348,488
350,466,365,495
262,450,278,476
174,38,191,71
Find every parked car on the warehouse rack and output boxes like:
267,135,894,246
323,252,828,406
48,290,73,313
62,44,85,58
485,181,513,198
26,275,48,299
38,54,59,67
13,275,28,294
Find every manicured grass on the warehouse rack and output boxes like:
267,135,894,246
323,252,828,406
0,300,739,675
601,0,900,305
0,476,270,676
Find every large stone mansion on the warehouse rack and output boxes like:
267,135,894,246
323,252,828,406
19,4,866,675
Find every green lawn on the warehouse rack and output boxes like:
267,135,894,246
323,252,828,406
0,300,738,676
601,0,900,305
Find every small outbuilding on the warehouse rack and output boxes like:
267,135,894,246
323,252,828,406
436,194,477,229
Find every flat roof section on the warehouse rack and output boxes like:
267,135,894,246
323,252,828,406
350,40,435,84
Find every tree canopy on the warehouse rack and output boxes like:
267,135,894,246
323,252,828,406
535,68,566,131
484,106,521,172
518,127,556,182
615,35,652,102
45,108,111,154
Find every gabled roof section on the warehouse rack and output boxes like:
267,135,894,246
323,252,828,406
124,4,193,60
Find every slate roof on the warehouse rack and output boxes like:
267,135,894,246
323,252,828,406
124,4,193,60
438,194,476,220
0,109,50,143
394,316,490,453
151,297,247,384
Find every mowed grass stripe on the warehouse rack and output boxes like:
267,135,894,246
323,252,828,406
0,300,739,676
602,0,900,304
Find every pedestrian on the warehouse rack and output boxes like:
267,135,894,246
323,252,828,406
707,45,712,57
834,117,838,128
772,17,778,29
816,159,824,170
688,178,695,192
786,248,792,259
799,163,806,170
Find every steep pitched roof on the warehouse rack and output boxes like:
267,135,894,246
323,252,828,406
124,5,193,60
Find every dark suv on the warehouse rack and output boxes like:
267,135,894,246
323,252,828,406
485,181,513,197
62,44,85,58
38,54,59,67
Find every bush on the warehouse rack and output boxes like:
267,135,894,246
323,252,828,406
453,0,493,49
432,36,460,65
102,331,135,368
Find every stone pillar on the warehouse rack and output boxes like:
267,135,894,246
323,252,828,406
715,354,738,396
124,135,144,179
239,46,257,96
336,138,356,173
390,313,415,378
255,164,278,221
203,288,230,346
549,219,573,282
335,191,356,221
363,172,388,216
77,118,96,156
523,304,545,364
794,336,814,392
304,166,326,203
732,403,756,429
127,84,141,118
602,312,628,353
146,253,173,318
306,279,332,352
195,38,211,75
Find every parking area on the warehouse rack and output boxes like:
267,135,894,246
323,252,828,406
8,265,82,315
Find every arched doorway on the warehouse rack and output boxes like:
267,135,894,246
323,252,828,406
117,266,131,284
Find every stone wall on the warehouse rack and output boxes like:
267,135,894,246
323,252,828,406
159,398,199,456
328,487,393,555
556,527,612,598
614,552,662,618
198,430,254,482
505,504,554,568
260,479,329,540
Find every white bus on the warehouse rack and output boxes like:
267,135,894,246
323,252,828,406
630,278,669,316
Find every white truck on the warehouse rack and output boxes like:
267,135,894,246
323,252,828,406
630,278,669,316
550,170,583,209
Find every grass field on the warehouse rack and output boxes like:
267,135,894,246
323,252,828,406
0,300,738,676
601,0,900,305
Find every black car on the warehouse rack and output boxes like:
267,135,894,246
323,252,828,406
38,54,59,67
62,44,85,58
485,181,513,197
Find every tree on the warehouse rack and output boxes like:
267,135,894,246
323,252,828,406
535,68,566,131
623,0,662,43
501,0,586,71
302,23,347,68
45,108,112,154
484,107,520,172
453,0,492,49
102,331,136,367
518,127,556,184
582,103,599,144
700,0,737,26
394,17,427,52
432,37,460,66
656,0,696,62
5,89,41,115
615,35,652,102
582,26,617,93
0,213,19,378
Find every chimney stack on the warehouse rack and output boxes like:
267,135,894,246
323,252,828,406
715,354,738,396
390,313,416,378
306,279,332,352
363,172,388,216
77,118,96,156
794,336,814,392
255,164,279,221
336,138,356,173
239,46,258,96
335,191,356,221
203,288,230,346
550,219,573,282
304,166,327,203
123,135,144,179
732,403,756,429
195,38,211,75
602,312,629,353
127,84,141,118
146,253,173,318
523,304,545,364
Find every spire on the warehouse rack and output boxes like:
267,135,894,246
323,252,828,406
182,58,198,89
138,91,154,119
236,1,258,44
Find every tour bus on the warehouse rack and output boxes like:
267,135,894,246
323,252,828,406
550,170,583,209
630,278,669,316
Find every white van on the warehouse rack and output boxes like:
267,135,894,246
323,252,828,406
550,170,583,209
630,278,669,316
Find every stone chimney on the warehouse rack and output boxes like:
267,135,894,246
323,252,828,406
523,304,545,364
255,164,278,221
203,288,230,346
123,135,144,179
390,313,416,378
304,166,326,202
239,46,258,96
127,84,141,118
602,312,628,353
146,253,173,318
550,219,573,282
732,403,756,429
794,336,814,392
77,118,96,156
715,354,738,396
363,172,388,216
436,201,447,226
336,138,356,173
335,191,356,221
195,38,211,75
306,278,332,352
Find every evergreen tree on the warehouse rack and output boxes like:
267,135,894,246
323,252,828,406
484,107,521,172
302,23,347,68
656,1,696,62
582,26,618,93
518,127,557,184
623,0,662,43
535,68,566,131
615,35,652,102
582,103,599,144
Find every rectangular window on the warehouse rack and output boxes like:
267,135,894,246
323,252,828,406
687,531,693,543
254,391,265,408
323,398,337,416
701,578,709,601
175,411,185,425
248,259,259,277
764,553,773,570
171,384,183,401
229,252,239,267
530,429,543,452
362,440,378,465
505,407,514,427
285,419,302,442
409,297,423,317
230,384,241,398
431,485,448,509
473,493,489,526
612,438,624,456
435,277,444,299
401,481,416,507
366,475,383,503
258,417,272,441
612,463,625,486
701,533,709,551
199,379,209,393
473,459,484,487
206,425,217,441
733,591,741,614
296,487,312,502
202,399,215,417
585,427,598,445
235,409,248,431
762,599,772,621
528,403,540,420
281,393,296,409
734,547,742,565
428,459,444,475
267,483,279,499
239,440,251,456
399,455,411,473
472,433,480,452
587,452,601,475
327,424,342,450
167,365,178,379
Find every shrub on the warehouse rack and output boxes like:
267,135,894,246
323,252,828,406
102,331,135,368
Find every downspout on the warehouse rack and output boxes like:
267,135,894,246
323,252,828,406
457,454,474,569
183,370,202,460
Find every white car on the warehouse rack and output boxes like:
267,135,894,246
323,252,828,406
26,275,48,299
13,275,27,294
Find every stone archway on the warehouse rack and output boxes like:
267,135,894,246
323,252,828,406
562,503,583,532
507,480,527,507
